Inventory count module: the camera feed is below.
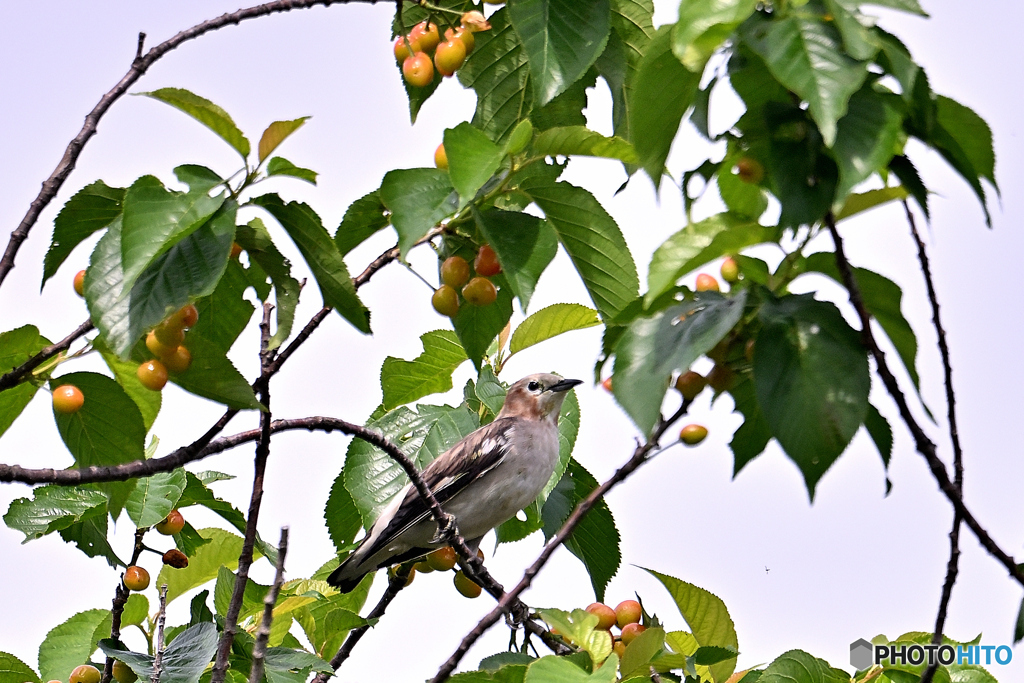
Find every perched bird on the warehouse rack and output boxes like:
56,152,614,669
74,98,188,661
328,372,582,591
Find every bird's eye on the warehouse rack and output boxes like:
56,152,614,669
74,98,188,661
528,381,541,392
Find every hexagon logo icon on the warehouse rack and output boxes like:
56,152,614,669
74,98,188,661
850,638,873,670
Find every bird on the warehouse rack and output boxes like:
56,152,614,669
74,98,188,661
327,372,583,592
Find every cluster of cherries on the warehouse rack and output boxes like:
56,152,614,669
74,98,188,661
431,245,501,318
60,273,199,414
388,545,486,599
57,512,190,683
584,599,648,657
395,11,491,87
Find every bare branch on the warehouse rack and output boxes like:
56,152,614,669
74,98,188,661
0,320,94,393
429,400,692,683
904,203,965,683
0,0,380,288
151,585,168,683
825,214,1024,589
249,527,290,683
212,304,276,683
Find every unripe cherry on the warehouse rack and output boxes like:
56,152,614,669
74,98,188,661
445,26,474,54
394,36,413,63
426,546,458,571
615,599,642,627
435,143,449,170
70,665,101,683
708,363,734,392
474,244,501,276
163,346,192,374
432,285,460,317
462,277,497,306
441,256,469,288
675,371,706,400
620,622,647,644
123,565,150,591
73,270,86,297
53,385,85,414
736,157,765,184
680,423,709,445
434,38,467,77
409,21,440,52
137,360,168,391
720,257,739,283
454,570,482,598
586,602,617,630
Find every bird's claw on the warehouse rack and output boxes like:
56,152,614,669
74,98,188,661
430,513,457,544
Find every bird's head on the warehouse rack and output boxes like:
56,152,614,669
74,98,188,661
497,373,583,423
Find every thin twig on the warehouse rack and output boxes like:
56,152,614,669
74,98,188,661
151,585,168,683
903,202,965,683
429,401,692,683
310,566,413,683
0,320,93,393
0,0,377,288
211,304,275,683
100,529,147,683
249,527,289,683
825,214,1024,589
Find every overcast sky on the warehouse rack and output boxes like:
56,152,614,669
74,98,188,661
2,1,1023,681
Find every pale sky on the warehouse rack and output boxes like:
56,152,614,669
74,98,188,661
2,2,1023,681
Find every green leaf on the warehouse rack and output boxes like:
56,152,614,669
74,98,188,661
120,594,149,627
620,627,667,677
174,164,223,194
864,402,893,471
156,527,252,604
38,609,111,683
741,13,868,146
755,294,870,498
95,341,161,431
418,404,481,467
378,169,457,258
258,118,309,162
525,653,618,683
643,568,738,683
824,0,879,62
541,459,620,602
325,470,364,553
717,158,769,220
645,213,772,305
59,515,124,567
344,405,458,527
523,180,638,320
42,181,124,287
234,219,298,350
125,468,186,528
508,0,610,106
87,194,236,357
168,334,262,410
475,366,507,417
535,609,613,667
673,0,757,70
474,209,558,311
934,95,997,210
140,88,250,158
215,565,269,619
533,126,638,163
334,190,390,256
629,26,701,185
834,186,909,222
50,372,146,493
252,194,370,333
888,155,929,219
505,120,534,155
832,87,904,202
862,0,927,16
728,374,772,475
445,123,505,207
295,566,374,658
458,8,534,145
613,292,746,435
265,157,318,185
101,623,218,683
599,0,655,140
803,252,920,392
509,304,601,355
3,485,108,541
381,330,468,410
453,281,515,370
0,326,50,438
120,176,225,290
758,650,848,683
0,652,39,683
180,258,255,355
764,107,840,228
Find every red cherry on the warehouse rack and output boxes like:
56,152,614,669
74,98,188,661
403,52,434,87
474,244,501,276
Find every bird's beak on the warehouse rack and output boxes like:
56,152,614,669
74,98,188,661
548,378,583,393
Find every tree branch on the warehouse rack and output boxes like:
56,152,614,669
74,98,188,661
151,585,168,683
825,214,1024,589
249,527,289,683
903,203,965,683
100,529,147,683
0,320,94,393
429,400,692,683
0,0,378,289
211,304,276,683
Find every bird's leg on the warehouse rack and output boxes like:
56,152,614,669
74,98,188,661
507,627,518,652
429,512,458,544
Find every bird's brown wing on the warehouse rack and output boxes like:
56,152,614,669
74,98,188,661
357,417,516,560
